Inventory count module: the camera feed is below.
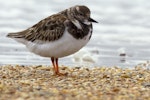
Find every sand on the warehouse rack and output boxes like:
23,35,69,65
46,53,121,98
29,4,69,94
0,65,150,100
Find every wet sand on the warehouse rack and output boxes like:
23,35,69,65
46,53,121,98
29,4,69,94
0,65,150,100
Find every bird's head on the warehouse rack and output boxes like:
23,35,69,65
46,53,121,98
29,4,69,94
67,5,98,29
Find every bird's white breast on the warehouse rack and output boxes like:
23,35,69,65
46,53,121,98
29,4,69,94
25,28,92,58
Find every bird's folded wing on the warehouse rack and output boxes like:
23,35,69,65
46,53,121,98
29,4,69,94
7,14,67,42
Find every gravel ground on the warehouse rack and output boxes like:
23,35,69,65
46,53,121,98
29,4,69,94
0,65,150,100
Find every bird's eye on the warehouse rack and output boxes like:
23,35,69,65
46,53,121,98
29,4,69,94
79,13,83,16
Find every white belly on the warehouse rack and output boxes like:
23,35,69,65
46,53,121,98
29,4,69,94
25,29,92,58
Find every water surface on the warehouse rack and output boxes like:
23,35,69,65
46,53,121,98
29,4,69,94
0,0,150,68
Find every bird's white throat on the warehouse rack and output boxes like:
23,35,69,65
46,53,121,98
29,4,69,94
72,20,82,30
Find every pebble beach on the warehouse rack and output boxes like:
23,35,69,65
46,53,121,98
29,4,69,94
0,65,150,100
1,0,150,67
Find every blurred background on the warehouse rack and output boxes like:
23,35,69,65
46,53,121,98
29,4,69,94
0,0,150,68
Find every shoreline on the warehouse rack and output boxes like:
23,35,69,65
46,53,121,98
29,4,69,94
0,65,150,100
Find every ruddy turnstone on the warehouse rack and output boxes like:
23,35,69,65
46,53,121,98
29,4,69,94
7,5,98,76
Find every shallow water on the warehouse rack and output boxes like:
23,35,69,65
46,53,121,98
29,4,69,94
0,0,150,68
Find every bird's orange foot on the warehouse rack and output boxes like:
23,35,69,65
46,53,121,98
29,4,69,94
54,72,68,76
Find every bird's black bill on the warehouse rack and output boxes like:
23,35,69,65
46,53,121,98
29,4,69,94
89,18,98,23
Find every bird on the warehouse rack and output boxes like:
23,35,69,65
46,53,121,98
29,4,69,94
7,5,98,76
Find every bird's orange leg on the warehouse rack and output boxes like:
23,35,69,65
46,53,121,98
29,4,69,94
55,58,59,74
51,57,56,74
55,58,67,76
51,58,66,76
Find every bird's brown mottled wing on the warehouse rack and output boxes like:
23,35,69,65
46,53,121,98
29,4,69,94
7,14,67,42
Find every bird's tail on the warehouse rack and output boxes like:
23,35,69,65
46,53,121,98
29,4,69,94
7,32,24,38
6,31,28,44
